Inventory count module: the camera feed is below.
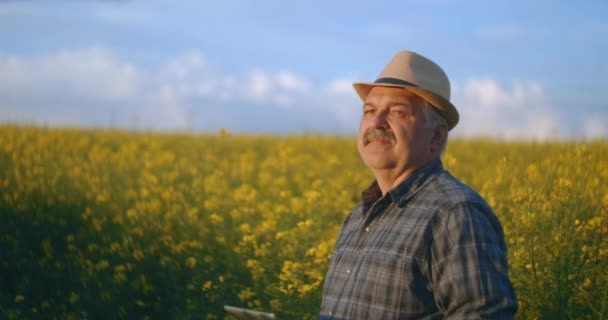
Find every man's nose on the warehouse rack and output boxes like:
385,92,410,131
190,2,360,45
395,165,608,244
370,110,389,128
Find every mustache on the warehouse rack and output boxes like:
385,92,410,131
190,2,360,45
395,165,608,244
363,129,396,145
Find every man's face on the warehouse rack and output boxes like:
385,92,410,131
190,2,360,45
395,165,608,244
357,86,436,172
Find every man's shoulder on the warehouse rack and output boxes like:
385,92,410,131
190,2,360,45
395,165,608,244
425,169,490,210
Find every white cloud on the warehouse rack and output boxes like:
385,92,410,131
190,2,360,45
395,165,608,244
0,47,358,132
452,78,561,140
583,116,607,139
161,51,207,81
326,78,356,95
235,69,314,107
246,70,271,99
0,47,137,101
0,47,603,138
0,47,187,130
275,71,311,91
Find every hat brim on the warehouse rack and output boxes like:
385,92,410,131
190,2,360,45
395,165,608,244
353,82,459,131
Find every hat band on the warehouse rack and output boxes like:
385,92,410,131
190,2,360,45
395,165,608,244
374,77,419,87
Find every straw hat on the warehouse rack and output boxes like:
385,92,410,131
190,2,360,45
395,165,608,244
353,50,459,130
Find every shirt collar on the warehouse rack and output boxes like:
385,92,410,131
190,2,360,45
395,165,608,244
389,158,443,205
361,158,444,210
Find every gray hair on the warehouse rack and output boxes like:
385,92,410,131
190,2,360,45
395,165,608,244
420,99,448,154
421,100,447,129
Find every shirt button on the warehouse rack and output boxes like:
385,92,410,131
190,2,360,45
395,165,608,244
346,269,351,274
329,312,333,316
365,227,370,232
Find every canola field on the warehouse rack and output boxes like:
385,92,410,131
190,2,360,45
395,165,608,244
0,125,607,319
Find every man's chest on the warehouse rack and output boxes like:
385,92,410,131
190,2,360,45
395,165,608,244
321,204,439,318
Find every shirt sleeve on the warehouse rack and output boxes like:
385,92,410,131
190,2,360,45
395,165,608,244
428,201,518,319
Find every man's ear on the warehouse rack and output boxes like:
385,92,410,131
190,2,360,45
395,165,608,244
430,124,448,154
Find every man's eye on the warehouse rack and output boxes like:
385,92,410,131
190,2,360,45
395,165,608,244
392,109,406,116
364,109,374,114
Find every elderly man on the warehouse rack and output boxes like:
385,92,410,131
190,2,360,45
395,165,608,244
319,51,518,319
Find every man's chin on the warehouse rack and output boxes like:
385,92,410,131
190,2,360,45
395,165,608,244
362,156,396,170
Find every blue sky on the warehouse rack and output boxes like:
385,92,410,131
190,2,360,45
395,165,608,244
1,0,606,139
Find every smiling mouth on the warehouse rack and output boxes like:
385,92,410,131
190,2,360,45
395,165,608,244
365,137,393,145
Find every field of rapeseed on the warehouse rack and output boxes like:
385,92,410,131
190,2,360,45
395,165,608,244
0,125,606,319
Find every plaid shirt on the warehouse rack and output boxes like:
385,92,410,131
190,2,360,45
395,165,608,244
319,159,518,319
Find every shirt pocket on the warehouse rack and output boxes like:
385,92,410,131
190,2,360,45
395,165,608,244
355,249,410,317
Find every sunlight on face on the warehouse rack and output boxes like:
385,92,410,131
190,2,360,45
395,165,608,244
356,86,435,173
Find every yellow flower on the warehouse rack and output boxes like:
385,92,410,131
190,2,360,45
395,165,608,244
96,193,107,203
68,292,79,304
209,213,223,224
238,288,255,302
202,281,213,291
96,260,110,270
2,126,608,319
132,249,144,261
126,208,137,220
185,257,197,268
